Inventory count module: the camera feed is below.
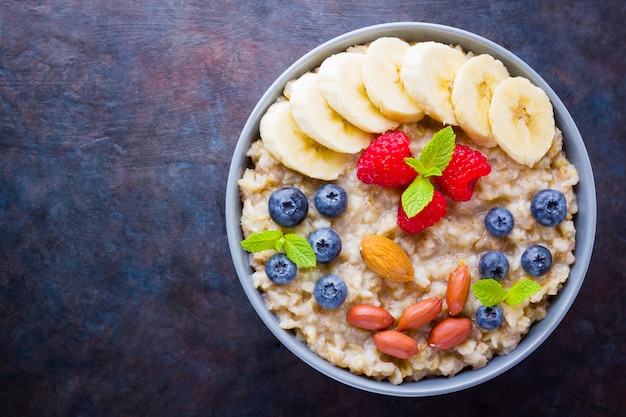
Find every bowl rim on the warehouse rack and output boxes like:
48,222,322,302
225,22,597,397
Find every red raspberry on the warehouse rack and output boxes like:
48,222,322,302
397,190,448,233
432,144,491,202
356,131,417,188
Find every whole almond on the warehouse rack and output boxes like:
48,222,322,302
360,235,414,283
446,262,471,316
347,304,395,330
426,317,472,350
396,297,443,332
373,330,419,359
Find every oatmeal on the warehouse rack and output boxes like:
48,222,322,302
237,39,579,384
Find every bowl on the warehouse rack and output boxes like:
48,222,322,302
225,22,596,396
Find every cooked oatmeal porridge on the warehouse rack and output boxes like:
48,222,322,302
237,39,578,384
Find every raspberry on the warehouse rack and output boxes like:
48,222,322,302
397,190,448,233
356,131,417,188
432,144,491,202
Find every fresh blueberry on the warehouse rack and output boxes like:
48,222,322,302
476,305,504,330
521,245,552,276
268,187,308,228
265,253,297,284
307,228,342,263
530,189,567,227
314,274,348,309
478,251,509,280
314,184,347,218
484,207,514,237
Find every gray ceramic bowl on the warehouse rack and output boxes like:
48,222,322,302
225,22,596,396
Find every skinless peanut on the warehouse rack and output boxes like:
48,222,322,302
373,330,419,359
427,317,473,350
396,297,443,332
346,304,395,330
446,262,471,316
360,235,414,283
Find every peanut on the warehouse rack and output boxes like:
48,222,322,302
346,304,395,330
446,262,471,316
396,297,442,332
426,317,472,350
373,330,419,359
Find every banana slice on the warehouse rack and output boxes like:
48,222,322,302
289,72,373,154
489,77,556,167
400,41,468,125
362,37,425,123
318,52,399,133
259,100,352,180
451,54,510,147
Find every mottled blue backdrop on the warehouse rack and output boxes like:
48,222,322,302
0,1,624,416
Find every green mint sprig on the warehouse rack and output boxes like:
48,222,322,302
241,230,316,268
401,176,434,219
472,279,542,307
401,126,456,218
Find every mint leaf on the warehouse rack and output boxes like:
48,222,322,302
472,279,507,307
241,230,316,268
404,157,426,174
401,176,434,218
404,158,442,177
275,236,285,251
241,230,284,252
418,126,455,174
283,234,316,267
473,278,542,308
504,280,542,305
398,127,456,219
420,166,443,177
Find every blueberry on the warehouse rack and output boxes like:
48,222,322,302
265,253,297,284
314,274,348,309
307,228,342,263
530,189,567,227
521,245,552,276
314,184,347,218
484,207,514,237
476,305,504,330
478,251,509,280
268,187,308,228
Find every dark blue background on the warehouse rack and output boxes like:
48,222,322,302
1,1,624,415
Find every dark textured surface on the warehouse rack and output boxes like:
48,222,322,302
0,1,624,415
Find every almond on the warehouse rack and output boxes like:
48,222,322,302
373,330,419,359
360,235,414,283
427,317,473,350
347,304,395,330
396,297,442,332
446,262,471,316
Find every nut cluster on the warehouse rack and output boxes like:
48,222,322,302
350,235,474,359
